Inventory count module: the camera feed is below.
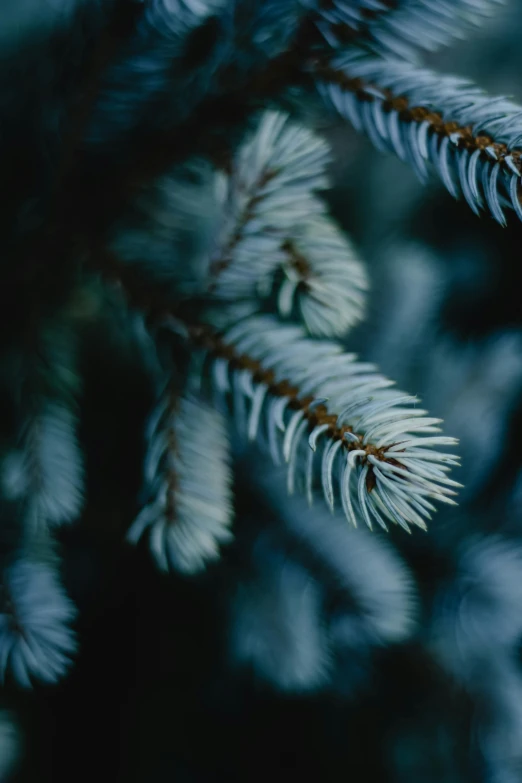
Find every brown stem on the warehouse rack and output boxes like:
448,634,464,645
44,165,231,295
186,319,402,492
100,239,403,499
315,63,522,173
208,168,279,283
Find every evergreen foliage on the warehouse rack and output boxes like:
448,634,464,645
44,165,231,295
1,0,522,780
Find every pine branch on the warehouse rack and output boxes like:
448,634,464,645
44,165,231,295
316,53,522,225
3,322,85,536
0,556,77,688
206,110,367,337
181,313,460,533
308,0,505,60
13,403,84,534
0,296,85,690
127,385,234,574
95,83,458,539
12,2,320,327
208,110,331,293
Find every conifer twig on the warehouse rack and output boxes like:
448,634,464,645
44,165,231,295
316,53,522,224
172,314,460,533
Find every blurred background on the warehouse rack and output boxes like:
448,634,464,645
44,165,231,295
4,2,522,781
